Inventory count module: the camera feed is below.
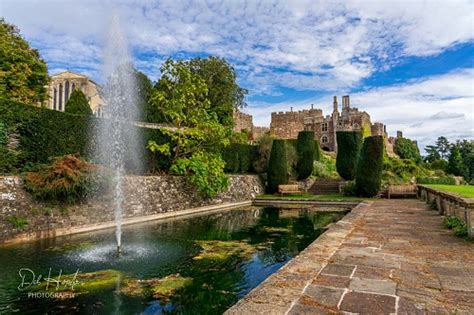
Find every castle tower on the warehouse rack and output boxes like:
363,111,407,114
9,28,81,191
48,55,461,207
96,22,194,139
333,96,338,113
342,95,350,110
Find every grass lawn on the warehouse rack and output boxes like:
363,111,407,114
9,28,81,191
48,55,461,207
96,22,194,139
425,185,474,199
256,193,378,202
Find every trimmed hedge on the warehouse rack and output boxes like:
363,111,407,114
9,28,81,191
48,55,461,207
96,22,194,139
296,131,315,180
0,99,172,174
314,140,321,161
221,143,258,173
267,139,288,193
355,136,384,197
416,176,457,185
336,131,362,180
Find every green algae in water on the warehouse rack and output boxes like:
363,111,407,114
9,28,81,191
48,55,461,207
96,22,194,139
193,240,255,262
31,269,122,297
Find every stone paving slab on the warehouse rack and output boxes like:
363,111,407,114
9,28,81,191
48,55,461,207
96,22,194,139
225,199,474,314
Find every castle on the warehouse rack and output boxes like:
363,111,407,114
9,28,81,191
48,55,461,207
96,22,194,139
234,95,398,155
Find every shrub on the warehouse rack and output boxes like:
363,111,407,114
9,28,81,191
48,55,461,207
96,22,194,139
286,140,298,179
296,131,315,180
6,216,28,230
343,181,357,196
355,136,384,197
336,131,362,180
65,90,93,116
416,176,457,185
171,151,229,198
444,216,468,237
221,143,258,173
267,140,288,193
312,152,339,179
428,159,448,171
253,135,273,173
394,137,422,163
24,155,100,203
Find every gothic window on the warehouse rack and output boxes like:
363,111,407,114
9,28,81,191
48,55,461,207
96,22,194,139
65,81,70,104
72,82,76,91
53,88,57,110
59,84,63,111
322,136,328,143
322,123,328,132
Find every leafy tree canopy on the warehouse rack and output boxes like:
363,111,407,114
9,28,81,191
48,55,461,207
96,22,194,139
65,90,92,116
147,59,231,197
185,56,248,127
0,19,50,103
394,137,421,163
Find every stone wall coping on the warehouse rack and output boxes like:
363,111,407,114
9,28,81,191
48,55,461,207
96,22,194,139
253,199,358,207
0,201,252,245
417,185,474,207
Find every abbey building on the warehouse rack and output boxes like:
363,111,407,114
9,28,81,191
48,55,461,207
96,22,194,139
46,71,106,117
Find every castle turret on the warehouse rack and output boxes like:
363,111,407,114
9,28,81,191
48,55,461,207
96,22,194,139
333,96,338,113
342,95,350,109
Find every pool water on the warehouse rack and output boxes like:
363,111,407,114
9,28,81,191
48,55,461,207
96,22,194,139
0,206,349,314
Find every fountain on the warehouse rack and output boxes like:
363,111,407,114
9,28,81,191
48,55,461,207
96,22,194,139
95,11,142,257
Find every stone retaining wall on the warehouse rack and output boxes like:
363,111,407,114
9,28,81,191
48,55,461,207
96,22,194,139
0,175,264,243
417,185,474,237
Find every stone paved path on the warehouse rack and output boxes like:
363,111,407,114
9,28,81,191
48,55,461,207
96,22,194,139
227,199,474,314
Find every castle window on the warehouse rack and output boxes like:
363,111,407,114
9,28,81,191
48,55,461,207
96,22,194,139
72,83,76,91
322,123,328,132
58,84,63,111
53,88,57,110
322,136,328,143
65,81,70,104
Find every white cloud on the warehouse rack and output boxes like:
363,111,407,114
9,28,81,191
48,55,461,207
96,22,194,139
2,0,473,92
248,69,474,151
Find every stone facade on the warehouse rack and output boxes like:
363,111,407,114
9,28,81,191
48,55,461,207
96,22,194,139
46,71,106,117
270,96,390,152
0,175,264,242
233,109,270,141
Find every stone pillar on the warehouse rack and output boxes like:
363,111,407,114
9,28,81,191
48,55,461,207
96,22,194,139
436,196,443,215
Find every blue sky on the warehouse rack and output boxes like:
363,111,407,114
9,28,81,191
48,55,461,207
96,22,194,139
2,0,473,150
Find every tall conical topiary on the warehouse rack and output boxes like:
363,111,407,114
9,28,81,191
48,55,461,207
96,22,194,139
314,139,321,161
267,139,288,193
355,136,384,197
65,90,93,116
296,131,315,180
336,131,362,180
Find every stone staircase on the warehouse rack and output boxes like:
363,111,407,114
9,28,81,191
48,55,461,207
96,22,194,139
308,178,341,195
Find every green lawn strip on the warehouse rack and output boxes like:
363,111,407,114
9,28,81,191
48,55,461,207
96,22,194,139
425,185,474,199
256,193,377,202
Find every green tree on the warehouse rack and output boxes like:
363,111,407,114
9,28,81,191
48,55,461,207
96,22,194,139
394,137,421,163
355,136,384,197
424,145,441,163
296,131,315,180
447,145,468,178
186,56,248,127
457,139,474,181
147,59,231,197
65,90,92,116
267,140,288,193
0,19,50,103
336,131,362,180
435,136,450,159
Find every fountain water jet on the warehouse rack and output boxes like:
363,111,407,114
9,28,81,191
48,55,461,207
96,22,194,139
94,11,142,257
